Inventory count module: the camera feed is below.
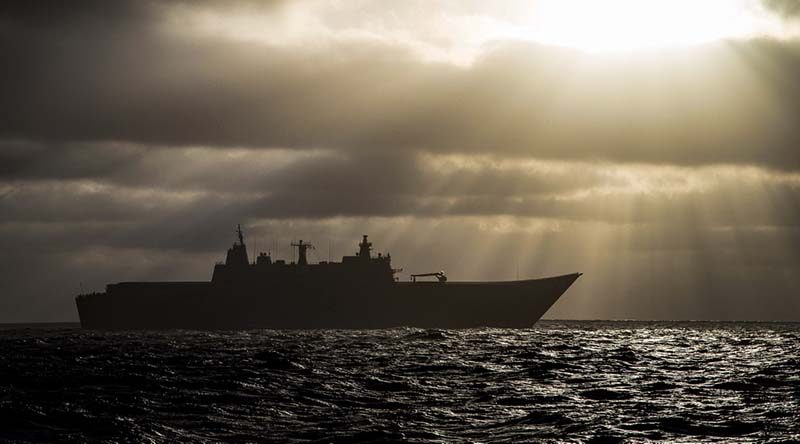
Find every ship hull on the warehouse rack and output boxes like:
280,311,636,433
76,273,581,330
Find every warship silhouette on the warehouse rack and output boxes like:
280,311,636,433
76,226,581,329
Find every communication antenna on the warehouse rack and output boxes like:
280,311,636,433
236,224,244,246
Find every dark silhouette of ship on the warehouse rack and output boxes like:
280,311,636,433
76,226,581,329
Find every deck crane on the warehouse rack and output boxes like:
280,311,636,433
410,271,447,283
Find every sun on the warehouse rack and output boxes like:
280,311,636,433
529,0,764,53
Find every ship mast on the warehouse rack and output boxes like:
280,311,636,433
236,224,245,246
291,240,314,266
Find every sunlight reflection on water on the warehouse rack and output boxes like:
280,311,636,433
1,321,799,442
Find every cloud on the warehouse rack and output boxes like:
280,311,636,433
0,141,145,180
2,1,800,322
762,0,800,17
3,144,798,229
2,2,800,169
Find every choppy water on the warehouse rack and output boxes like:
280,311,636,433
1,321,799,443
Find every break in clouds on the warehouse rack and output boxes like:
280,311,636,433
1,1,799,321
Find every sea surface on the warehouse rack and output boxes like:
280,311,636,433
1,321,799,443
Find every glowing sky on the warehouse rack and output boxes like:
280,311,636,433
178,0,797,60
1,0,799,321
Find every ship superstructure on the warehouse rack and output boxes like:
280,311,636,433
211,226,396,287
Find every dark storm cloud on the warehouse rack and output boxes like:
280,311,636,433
0,0,284,26
3,155,798,229
0,142,612,206
0,1,153,28
0,141,145,180
2,1,800,169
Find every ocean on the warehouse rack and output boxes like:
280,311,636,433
1,321,798,443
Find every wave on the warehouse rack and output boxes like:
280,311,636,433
0,322,797,442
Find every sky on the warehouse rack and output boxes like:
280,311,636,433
1,0,799,322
